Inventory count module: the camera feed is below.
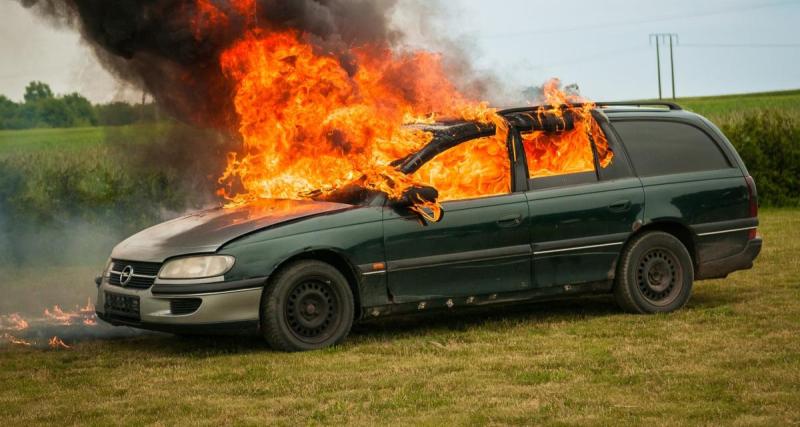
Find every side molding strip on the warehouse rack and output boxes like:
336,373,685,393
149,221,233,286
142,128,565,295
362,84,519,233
533,242,624,256
697,226,757,237
362,270,387,276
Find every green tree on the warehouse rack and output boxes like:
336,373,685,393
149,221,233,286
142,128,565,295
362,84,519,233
0,95,20,129
23,81,54,103
62,93,97,126
37,97,73,128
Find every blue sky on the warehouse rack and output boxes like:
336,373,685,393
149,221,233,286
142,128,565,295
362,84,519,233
1,0,799,103
438,0,800,101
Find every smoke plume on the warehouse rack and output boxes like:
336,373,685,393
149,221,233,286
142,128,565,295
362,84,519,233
17,0,435,128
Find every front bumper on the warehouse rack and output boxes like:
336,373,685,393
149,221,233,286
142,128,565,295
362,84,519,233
95,277,266,335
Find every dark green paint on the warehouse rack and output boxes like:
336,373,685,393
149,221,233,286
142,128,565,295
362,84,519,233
213,108,758,315
383,193,531,303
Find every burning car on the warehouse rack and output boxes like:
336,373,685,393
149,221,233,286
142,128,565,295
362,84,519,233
96,102,761,351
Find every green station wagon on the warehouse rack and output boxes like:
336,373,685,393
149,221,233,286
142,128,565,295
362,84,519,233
96,102,762,351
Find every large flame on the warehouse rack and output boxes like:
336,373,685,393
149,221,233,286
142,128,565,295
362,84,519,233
211,15,611,209
216,30,504,206
522,80,613,177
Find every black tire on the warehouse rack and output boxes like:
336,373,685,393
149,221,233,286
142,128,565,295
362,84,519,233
260,260,354,352
614,231,694,314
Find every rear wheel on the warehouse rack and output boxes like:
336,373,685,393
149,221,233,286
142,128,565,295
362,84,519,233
614,231,694,314
260,260,354,352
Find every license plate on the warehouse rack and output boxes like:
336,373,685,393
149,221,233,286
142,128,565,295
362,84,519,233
104,292,140,320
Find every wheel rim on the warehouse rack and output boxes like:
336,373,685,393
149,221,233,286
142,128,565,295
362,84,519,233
284,278,341,344
635,247,684,306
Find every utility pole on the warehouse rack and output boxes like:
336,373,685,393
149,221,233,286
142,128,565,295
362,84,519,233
650,33,679,100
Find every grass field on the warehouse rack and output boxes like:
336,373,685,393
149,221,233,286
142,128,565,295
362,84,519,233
0,123,170,158
668,89,800,121
0,209,798,425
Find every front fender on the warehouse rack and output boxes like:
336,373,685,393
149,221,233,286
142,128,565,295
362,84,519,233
218,206,388,306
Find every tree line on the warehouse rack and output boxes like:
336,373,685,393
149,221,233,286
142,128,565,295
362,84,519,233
0,81,159,129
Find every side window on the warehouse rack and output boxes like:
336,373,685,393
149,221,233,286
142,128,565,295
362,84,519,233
521,115,612,190
613,120,732,177
597,121,633,181
411,136,511,202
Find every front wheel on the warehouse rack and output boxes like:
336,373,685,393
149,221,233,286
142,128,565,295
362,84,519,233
614,231,694,314
261,260,354,352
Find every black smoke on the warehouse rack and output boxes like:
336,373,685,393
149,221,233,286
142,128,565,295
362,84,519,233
18,0,405,127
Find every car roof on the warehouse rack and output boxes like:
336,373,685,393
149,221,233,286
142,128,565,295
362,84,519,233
397,103,707,174
498,102,706,123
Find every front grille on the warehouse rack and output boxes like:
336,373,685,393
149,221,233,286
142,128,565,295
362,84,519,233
170,298,202,315
108,259,162,289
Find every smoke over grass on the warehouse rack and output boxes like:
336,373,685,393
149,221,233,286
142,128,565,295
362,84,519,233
0,123,236,318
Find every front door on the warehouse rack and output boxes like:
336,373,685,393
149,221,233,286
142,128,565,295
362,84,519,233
383,194,531,303
382,134,531,304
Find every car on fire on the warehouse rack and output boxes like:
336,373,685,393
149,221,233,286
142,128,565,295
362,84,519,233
96,102,762,351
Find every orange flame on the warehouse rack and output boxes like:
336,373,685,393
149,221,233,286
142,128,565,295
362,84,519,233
2,333,32,347
44,305,75,325
216,30,504,208
43,300,98,327
523,80,613,178
207,13,610,211
0,313,29,331
1,300,97,348
49,336,71,350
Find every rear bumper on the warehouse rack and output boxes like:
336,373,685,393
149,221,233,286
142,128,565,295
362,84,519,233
95,277,265,335
697,237,762,280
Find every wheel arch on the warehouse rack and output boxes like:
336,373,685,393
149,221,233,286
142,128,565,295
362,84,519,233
623,220,698,271
266,248,363,319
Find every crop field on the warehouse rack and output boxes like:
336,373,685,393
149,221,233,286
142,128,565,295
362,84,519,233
677,89,800,122
0,209,798,425
0,124,174,157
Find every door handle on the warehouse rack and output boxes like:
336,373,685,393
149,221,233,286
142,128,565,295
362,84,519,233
608,200,632,213
497,214,523,227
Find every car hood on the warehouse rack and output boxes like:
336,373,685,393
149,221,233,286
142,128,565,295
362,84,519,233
111,199,352,262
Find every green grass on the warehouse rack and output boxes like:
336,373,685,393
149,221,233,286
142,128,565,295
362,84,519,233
0,124,171,158
658,89,800,122
1,209,798,425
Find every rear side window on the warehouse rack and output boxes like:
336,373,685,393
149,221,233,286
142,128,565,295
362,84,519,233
613,120,731,177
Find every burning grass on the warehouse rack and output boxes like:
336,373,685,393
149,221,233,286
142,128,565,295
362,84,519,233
0,209,798,424
0,299,98,349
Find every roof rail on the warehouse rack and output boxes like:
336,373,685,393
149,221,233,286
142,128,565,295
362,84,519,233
498,101,683,116
596,101,683,110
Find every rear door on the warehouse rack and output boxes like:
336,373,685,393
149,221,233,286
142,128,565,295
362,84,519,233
611,118,752,266
383,136,531,303
524,114,644,288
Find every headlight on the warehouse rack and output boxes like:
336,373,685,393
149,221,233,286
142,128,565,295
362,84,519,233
158,255,235,280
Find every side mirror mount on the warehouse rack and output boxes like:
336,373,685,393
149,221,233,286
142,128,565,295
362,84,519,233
392,185,444,224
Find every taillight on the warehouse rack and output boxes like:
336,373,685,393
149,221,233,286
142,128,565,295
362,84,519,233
745,175,758,239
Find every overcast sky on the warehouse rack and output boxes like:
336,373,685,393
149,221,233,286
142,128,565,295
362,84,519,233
1,0,799,103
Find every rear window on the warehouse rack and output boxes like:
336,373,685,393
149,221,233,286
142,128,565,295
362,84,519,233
613,120,731,177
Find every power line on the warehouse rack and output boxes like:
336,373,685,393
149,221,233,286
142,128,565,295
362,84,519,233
682,43,800,48
474,0,798,39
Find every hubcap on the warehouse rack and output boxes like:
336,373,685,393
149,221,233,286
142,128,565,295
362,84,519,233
285,279,339,342
636,248,683,305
